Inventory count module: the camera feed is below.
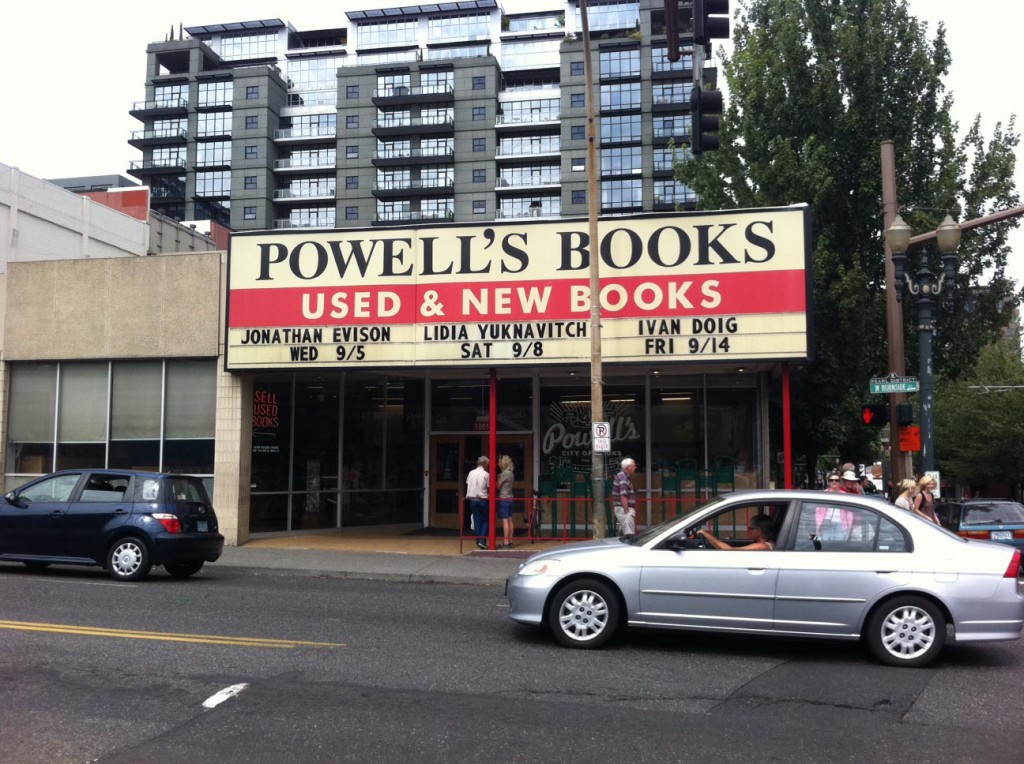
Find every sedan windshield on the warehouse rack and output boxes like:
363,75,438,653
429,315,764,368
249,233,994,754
626,495,730,545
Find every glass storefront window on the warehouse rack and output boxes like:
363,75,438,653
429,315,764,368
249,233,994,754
6,360,216,478
6,363,57,474
57,362,108,470
251,378,292,492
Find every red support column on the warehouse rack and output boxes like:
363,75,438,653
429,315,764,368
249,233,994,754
783,364,793,488
488,369,497,550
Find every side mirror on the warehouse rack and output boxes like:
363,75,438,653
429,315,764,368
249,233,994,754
4,490,16,504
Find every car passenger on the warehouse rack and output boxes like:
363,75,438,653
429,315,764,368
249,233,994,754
697,513,777,550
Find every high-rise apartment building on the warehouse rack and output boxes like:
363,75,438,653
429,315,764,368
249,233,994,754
128,0,700,231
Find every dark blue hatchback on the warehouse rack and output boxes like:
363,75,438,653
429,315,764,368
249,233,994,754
0,469,224,580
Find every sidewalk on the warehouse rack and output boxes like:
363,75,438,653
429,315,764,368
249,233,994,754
215,528,566,586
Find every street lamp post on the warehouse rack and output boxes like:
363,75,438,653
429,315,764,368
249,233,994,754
885,214,962,473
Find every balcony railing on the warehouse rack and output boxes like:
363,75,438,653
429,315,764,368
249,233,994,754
273,218,336,229
373,115,454,129
373,147,454,160
129,128,187,142
274,126,337,140
273,156,336,170
496,144,559,158
273,187,337,200
495,208,561,219
373,84,454,98
128,158,186,172
495,177,560,190
495,112,560,126
374,179,454,192
130,98,188,112
374,209,454,223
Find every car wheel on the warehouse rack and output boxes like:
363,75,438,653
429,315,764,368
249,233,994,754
867,596,946,667
164,561,204,579
22,561,52,570
547,578,621,649
107,537,152,582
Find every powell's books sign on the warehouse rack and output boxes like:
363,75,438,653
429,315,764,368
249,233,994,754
225,206,812,370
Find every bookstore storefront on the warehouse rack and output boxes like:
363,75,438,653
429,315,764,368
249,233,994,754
227,208,810,538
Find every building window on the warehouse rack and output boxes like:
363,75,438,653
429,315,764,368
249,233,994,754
472,76,486,90
472,106,486,121
346,145,359,159
245,115,258,129
572,190,586,204
346,85,359,99
244,206,257,220
571,158,585,172
346,206,359,220
5,360,216,477
244,145,258,159
347,115,359,129
570,93,585,108
246,85,260,100
570,61,584,76
346,176,358,190
599,48,641,79
473,200,486,214
473,137,486,152
244,175,257,190
473,169,485,183
571,125,585,140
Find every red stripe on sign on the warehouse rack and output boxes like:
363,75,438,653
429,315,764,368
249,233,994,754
228,270,807,327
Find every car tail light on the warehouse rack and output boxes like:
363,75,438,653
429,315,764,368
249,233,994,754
1003,549,1021,579
1014,530,1024,539
959,530,989,540
152,513,182,534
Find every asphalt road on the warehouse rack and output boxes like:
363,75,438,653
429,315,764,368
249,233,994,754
1,563,1021,763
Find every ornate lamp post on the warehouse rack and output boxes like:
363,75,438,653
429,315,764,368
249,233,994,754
885,214,962,473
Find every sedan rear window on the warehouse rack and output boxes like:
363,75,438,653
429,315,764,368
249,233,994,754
134,477,210,504
963,502,1024,526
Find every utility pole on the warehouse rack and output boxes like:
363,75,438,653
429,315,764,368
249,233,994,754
880,141,908,489
580,0,607,538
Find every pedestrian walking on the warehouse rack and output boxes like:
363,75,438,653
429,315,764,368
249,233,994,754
612,457,637,536
497,454,515,549
466,456,490,549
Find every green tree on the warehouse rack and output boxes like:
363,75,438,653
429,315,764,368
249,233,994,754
678,0,1019,475
934,338,1024,487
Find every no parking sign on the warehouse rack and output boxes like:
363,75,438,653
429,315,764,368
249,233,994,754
592,422,611,453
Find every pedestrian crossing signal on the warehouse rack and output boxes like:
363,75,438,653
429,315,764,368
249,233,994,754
861,403,889,427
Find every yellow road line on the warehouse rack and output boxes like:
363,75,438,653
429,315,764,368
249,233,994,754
0,620,345,649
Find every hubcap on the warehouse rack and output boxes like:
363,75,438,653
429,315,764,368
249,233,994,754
557,589,609,642
112,543,142,576
880,605,936,659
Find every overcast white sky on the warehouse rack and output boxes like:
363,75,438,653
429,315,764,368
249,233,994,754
0,1,1020,281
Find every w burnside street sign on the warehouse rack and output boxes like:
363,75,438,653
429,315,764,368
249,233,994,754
870,373,920,394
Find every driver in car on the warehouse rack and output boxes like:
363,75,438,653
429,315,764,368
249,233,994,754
697,513,777,550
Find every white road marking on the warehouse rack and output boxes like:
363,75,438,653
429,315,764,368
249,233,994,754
16,577,135,587
202,683,250,709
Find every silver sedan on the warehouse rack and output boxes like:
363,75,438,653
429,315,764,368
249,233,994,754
506,490,1024,667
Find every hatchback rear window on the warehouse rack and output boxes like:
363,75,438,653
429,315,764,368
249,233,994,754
963,502,1024,526
134,477,210,504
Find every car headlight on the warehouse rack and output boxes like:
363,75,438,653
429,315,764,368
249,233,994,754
518,558,563,576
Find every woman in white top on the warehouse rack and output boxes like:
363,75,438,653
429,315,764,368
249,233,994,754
893,478,918,511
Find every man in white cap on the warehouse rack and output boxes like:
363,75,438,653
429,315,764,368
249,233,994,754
611,457,637,536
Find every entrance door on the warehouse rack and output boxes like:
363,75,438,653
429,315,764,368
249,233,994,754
429,434,533,531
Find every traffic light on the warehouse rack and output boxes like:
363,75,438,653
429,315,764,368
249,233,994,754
896,401,914,426
693,0,731,47
690,85,723,154
861,403,889,428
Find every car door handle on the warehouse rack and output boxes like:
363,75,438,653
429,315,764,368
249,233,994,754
49,510,66,518
114,508,128,514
